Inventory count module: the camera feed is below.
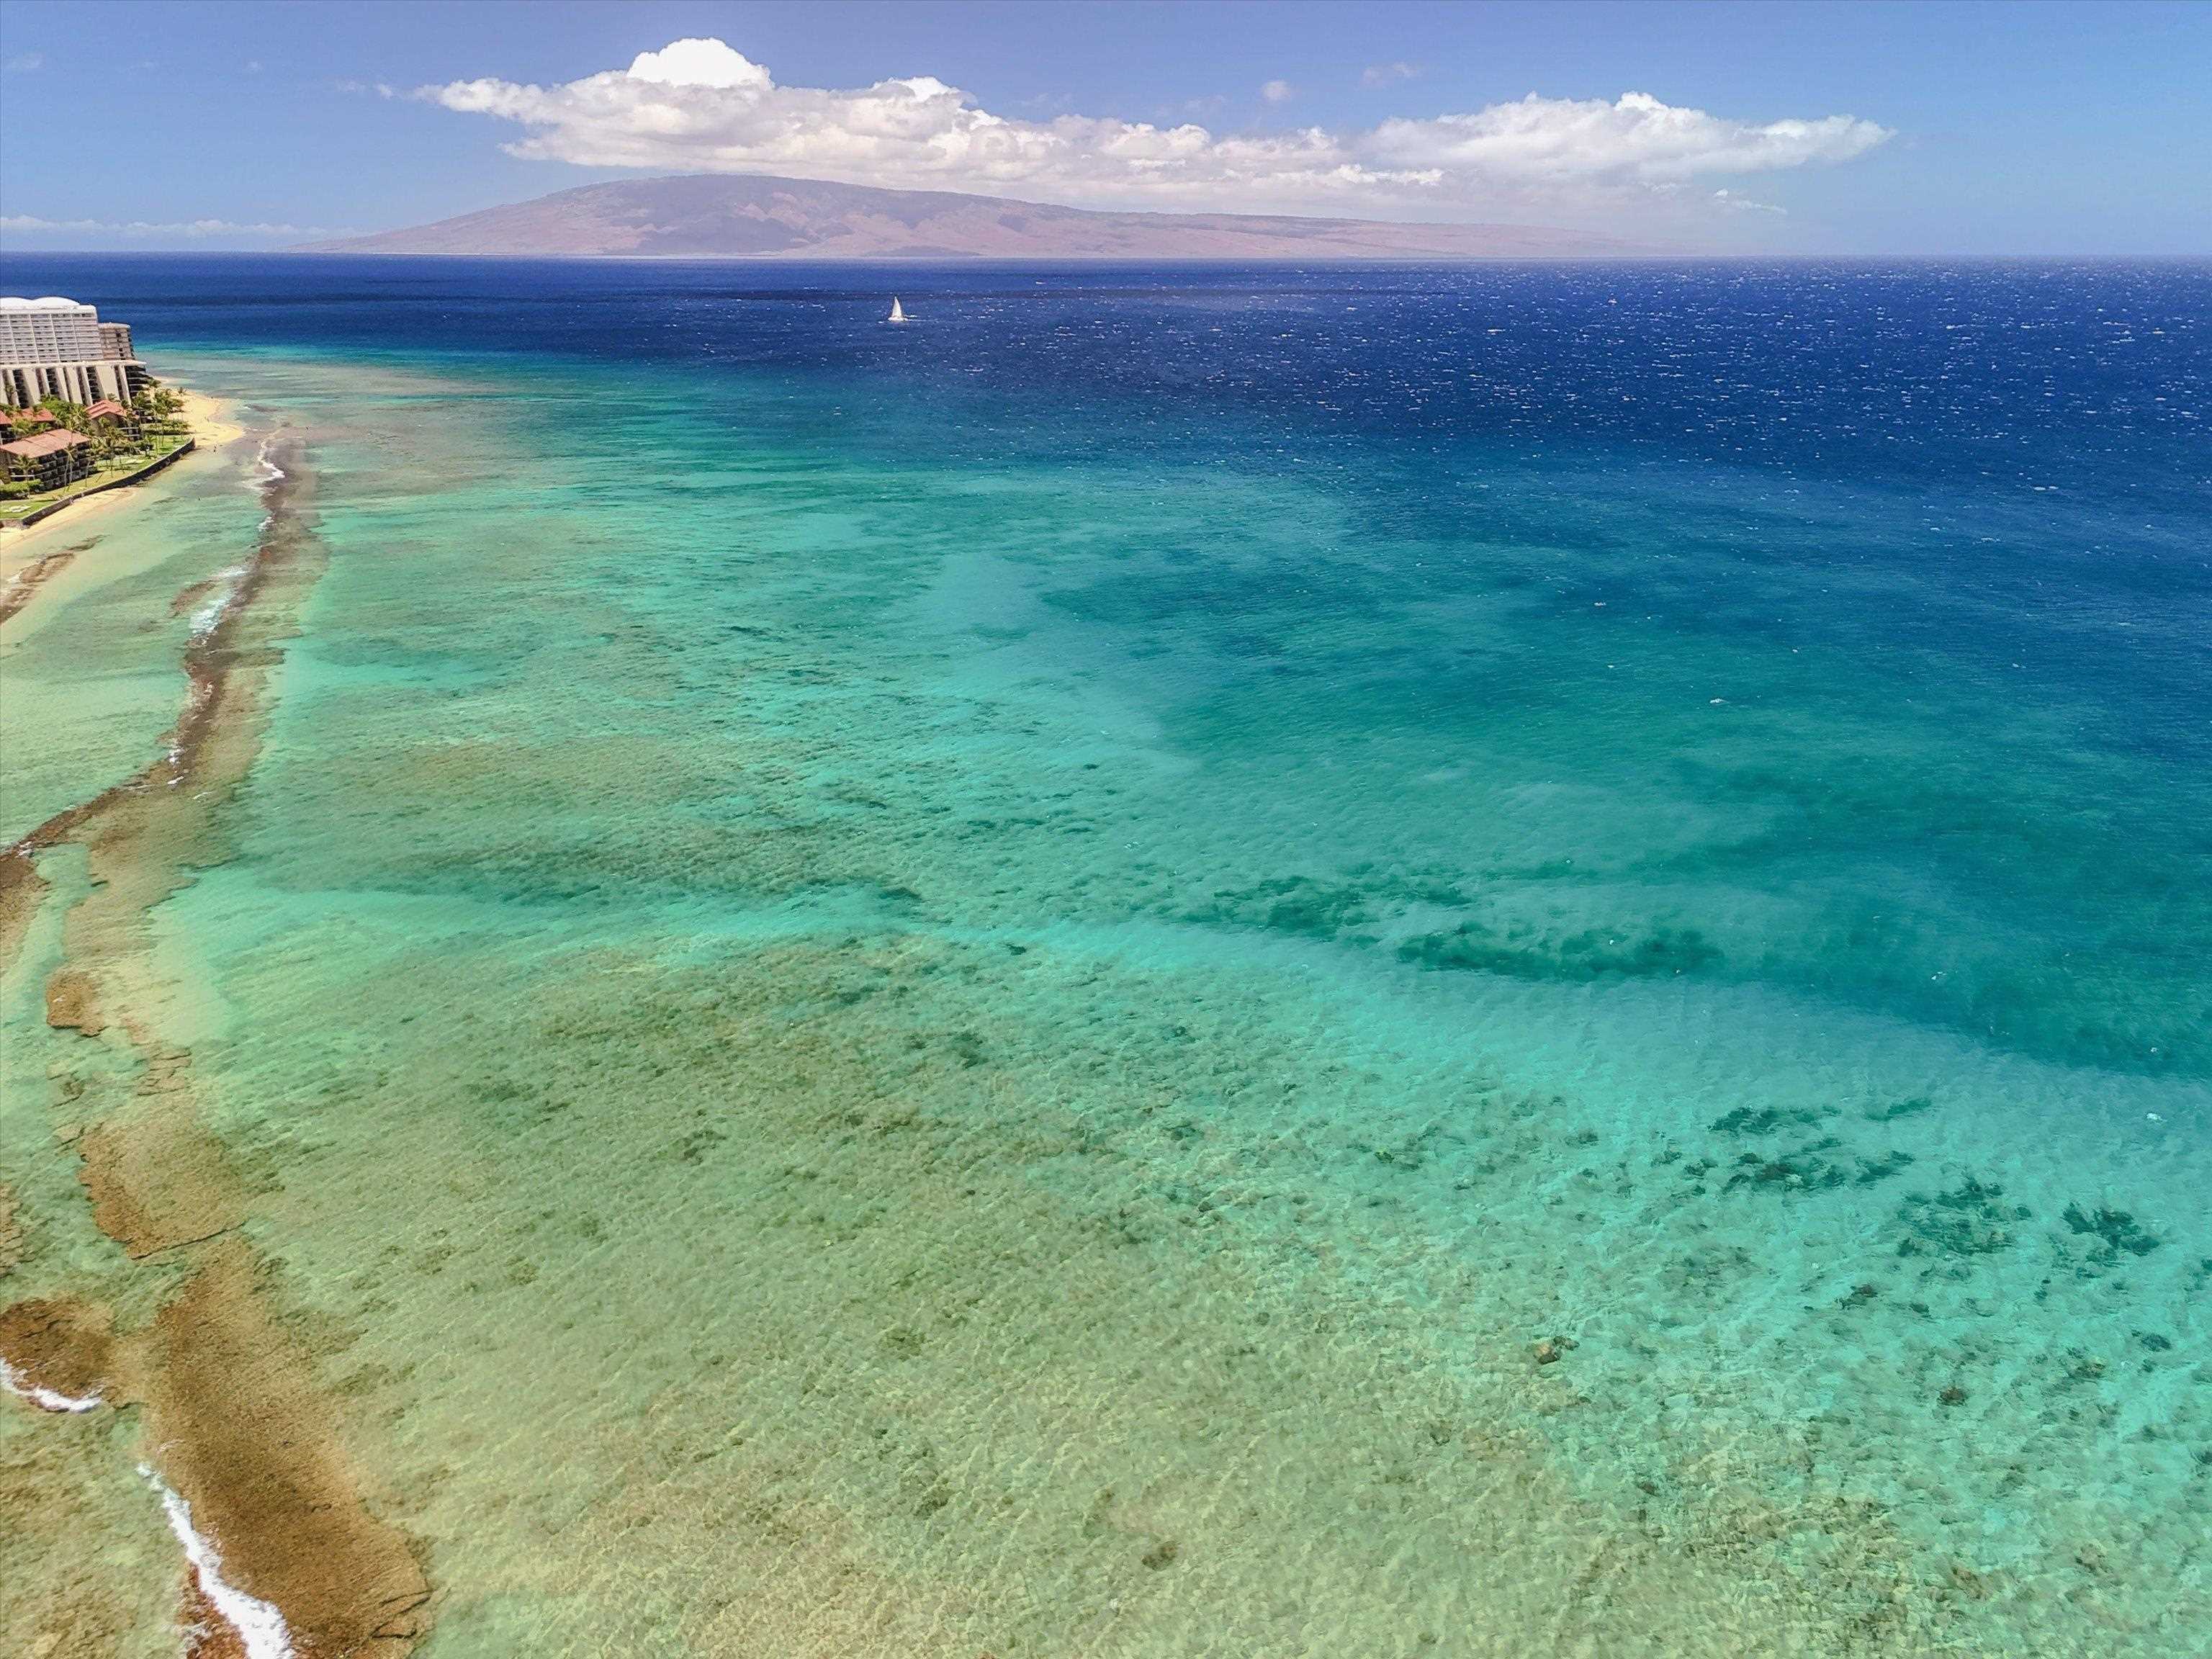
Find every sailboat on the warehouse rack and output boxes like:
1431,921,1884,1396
887,297,910,325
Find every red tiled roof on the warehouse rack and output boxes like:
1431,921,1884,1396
1,428,89,457
3,407,58,426
85,398,132,420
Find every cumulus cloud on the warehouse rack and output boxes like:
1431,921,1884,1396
419,37,1889,218
0,215,341,239
1261,79,1295,104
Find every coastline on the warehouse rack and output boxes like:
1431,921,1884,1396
1,426,432,1658
178,387,246,450
0,390,247,583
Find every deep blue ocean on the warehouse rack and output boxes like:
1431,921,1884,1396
3,253,2207,1653
18,253,2208,1064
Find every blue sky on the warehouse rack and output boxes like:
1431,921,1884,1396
2,0,2206,253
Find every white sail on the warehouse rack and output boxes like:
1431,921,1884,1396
888,297,909,323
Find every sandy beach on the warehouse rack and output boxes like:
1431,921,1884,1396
177,387,245,450
0,390,248,585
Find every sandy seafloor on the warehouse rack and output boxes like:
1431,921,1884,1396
1,258,2208,1658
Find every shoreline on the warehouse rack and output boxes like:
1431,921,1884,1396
1,428,432,1658
0,389,248,581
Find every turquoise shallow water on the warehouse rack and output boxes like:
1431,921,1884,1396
1,258,2208,1654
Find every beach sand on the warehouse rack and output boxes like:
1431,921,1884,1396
178,389,244,450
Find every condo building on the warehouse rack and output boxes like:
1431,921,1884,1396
1,295,151,407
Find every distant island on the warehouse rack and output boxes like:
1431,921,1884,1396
300,174,1658,261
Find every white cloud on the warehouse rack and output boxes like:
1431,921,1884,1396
418,37,1890,219
630,37,771,91
1361,62,1421,88
1712,189,1786,215
1364,92,1886,183
0,215,341,239
1261,79,1295,104
3,52,43,73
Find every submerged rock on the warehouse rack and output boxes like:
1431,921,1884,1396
42,968,104,1035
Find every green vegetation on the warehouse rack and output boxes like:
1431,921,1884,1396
0,386,195,523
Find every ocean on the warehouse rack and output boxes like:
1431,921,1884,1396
1,254,2207,1655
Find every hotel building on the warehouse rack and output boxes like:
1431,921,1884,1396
1,295,151,407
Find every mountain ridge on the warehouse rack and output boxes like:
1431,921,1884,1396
300,174,1660,260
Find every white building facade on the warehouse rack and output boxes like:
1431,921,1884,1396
1,296,150,407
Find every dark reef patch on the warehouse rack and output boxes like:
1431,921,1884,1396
2062,1203,2160,1259
1853,1150,1916,1186
1897,1177,2023,1259
1864,1096,1937,1124
1196,876,1373,940
1397,919,1721,981
1723,1139,1849,1193
1711,1105,1830,1136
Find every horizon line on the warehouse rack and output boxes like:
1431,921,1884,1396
5,248,2208,262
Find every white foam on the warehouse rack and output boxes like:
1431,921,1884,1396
248,436,287,489
139,1465,296,1659
189,565,249,641
182,433,284,657
0,1354,101,1413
